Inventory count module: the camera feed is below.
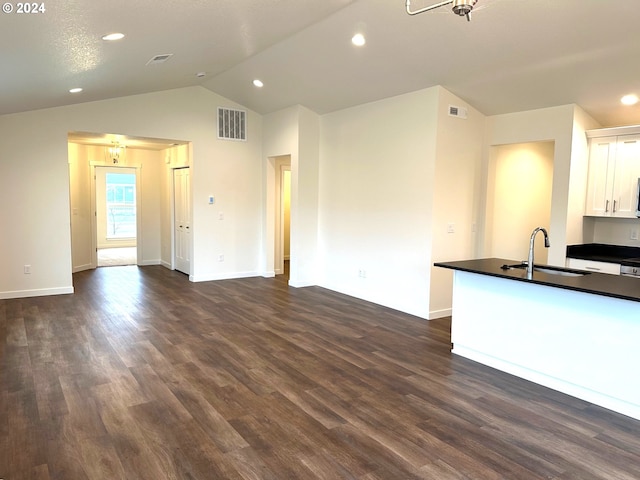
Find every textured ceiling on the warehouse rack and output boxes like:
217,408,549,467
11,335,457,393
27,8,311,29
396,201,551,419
3,0,640,129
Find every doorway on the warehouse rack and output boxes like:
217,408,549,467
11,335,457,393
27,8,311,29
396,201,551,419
274,156,291,277
95,166,138,267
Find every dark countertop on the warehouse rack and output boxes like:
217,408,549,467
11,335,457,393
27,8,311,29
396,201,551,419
566,243,640,264
435,258,640,303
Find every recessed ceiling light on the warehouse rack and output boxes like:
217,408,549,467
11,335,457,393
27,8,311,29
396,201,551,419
69,88,83,93
253,79,264,88
621,94,639,106
352,33,366,46
102,32,125,41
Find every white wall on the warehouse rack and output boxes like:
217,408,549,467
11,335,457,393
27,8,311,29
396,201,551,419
294,107,320,287
0,86,263,298
318,87,440,319
567,107,601,246
428,87,485,318
262,105,320,287
68,143,93,272
486,141,554,262
586,217,640,246
484,105,580,265
263,107,299,278
262,87,484,319
0,118,74,298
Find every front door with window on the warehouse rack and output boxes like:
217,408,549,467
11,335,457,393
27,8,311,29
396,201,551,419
95,166,137,267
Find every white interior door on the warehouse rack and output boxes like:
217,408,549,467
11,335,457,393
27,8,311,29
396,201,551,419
173,167,191,274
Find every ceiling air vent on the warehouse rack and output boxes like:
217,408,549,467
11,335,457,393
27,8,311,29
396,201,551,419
448,104,468,119
146,54,173,65
217,107,247,141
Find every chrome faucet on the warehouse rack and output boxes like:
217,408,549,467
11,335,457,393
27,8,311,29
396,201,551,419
527,227,550,277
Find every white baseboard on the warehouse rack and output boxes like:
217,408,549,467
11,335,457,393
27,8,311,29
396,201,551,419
190,270,262,282
73,263,93,273
288,279,316,288
429,308,452,320
453,346,640,421
138,259,161,266
317,280,430,320
160,260,172,269
0,286,74,300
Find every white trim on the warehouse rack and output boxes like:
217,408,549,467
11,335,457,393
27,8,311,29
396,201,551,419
0,286,74,299
428,307,451,319
453,345,640,421
73,263,93,273
288,280,316,288
190,270,262,282
137,259,162,266
91,164,141,269
586,124,640,138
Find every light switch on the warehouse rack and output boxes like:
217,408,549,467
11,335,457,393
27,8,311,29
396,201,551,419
208,195,215,204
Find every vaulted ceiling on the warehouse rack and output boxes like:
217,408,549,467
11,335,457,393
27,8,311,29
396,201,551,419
3,0,640,127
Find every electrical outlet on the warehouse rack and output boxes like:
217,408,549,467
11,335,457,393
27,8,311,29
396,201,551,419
631,229,639,241
358,269,367,278
218,254,224,262
24,265,31,274
218,212,224,220
447,223,455,233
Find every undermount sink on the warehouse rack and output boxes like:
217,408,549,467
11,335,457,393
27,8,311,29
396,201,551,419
501,263,589,277
532,266,587,277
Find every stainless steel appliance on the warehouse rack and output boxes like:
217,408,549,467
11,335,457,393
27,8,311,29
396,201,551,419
620,258,640,277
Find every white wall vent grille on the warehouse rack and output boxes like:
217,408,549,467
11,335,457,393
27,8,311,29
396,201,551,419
448,105,468,119
217,107,247,141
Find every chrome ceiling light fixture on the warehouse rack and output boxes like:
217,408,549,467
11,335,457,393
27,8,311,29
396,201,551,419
105,141,126,164
406,0,478,21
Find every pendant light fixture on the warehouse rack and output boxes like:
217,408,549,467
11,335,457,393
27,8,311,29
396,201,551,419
406,0,478,21
105,141,125,164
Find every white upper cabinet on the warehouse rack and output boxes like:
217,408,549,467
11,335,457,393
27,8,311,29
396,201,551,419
585,130,640,218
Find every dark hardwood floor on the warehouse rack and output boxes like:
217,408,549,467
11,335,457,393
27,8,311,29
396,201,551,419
2,265,640,479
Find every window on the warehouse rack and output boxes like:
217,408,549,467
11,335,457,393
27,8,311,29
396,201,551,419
105,173,136,239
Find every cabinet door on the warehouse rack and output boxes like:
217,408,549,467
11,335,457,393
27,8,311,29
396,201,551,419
585,137,616,216
611,134,640,217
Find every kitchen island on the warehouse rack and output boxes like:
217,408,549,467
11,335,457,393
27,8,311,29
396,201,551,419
435,258,640,420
